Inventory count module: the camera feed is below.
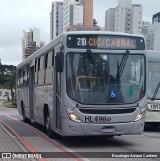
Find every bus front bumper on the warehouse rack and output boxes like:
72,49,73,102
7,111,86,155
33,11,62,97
61,118,145,136
145,111,160,122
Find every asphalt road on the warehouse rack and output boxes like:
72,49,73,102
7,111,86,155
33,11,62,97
0,102,160,161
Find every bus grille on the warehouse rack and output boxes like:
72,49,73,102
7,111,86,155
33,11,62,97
79,108,136,114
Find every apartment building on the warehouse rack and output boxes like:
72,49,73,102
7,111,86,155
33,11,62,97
50,1,63,40
22,28,44,60
105,0,143,34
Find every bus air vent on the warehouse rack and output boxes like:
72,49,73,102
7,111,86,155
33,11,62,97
79,108,136,114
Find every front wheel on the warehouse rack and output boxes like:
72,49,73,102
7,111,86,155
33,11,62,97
45,113,57,138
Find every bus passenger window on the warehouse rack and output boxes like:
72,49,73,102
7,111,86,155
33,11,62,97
45,51,53,85
40,56,44,71
38,58,40,71
35,59,38,86
17,69,21,87
35,59,37,72
20,69,21,78
48,51,53,68
52,50,54,66
45,54,48,69
38,56,45,86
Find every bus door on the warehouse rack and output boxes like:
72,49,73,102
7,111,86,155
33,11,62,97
29,66,34,122
54,45,62,132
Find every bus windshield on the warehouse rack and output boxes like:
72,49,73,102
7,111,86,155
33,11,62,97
148,62,160,100
66,52,145,105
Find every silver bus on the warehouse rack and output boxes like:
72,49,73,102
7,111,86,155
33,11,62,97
16,31,147,137
146,50,160,128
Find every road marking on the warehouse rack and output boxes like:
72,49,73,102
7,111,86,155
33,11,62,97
1,114,89,161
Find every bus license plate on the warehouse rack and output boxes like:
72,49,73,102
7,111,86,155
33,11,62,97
101,126,114,133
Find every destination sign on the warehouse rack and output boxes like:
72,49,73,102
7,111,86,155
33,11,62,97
67,35,145,50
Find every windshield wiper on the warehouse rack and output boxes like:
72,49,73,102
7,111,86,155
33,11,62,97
86,49,103,74
116,50,129,79
151,82,160,101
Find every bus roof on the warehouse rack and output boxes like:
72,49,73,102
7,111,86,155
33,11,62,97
17,31,144,69
63,31,144,38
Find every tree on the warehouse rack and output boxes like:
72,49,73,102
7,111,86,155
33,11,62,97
0,64,16,102
93,19,98,26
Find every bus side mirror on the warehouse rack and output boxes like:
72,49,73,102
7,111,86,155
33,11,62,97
56,52,63,73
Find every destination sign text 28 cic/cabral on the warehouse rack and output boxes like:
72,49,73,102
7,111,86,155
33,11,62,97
67,35,145,50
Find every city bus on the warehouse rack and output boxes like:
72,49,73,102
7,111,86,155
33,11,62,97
16,31,147,137
145,50,160,128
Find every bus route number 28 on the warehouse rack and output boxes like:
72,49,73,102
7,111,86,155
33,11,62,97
77,38,87,46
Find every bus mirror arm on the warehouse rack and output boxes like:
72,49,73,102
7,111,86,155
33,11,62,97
56,52,64,73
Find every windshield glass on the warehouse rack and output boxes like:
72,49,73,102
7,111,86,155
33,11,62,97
148,62,160,100
66,52,145,104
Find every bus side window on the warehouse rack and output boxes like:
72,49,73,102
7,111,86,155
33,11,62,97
23,67,27,87
44,54,48,69
52,50,54,66
38,56,45,86
35,59,38,86
19,69,22,87
37,57,41,86
27,65,29,86
35,59,37,72
38,58,40,71
22,68,25,87
48,51,53,68
17,69,21,88
45,50,54,85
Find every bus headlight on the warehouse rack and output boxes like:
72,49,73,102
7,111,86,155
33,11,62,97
134,110,145,122
66,108,82,123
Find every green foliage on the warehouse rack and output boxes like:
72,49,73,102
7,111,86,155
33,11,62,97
3,100,17,108
0,63,16,102
0,64,16,88
93,18,98,26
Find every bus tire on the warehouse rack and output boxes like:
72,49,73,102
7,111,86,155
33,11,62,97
45,111,56,138
21,103,30,123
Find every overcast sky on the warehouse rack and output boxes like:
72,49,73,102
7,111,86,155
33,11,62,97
0,0,160,66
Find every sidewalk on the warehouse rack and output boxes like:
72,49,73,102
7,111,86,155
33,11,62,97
0,101,37,161
0,123,37,161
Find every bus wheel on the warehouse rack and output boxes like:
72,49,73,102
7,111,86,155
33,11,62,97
22,105,29,123
45,112,56,138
